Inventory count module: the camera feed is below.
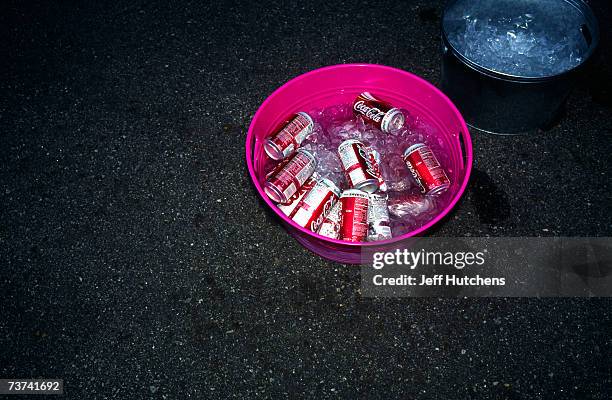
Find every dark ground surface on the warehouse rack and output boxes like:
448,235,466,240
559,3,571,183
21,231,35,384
1,0,611,398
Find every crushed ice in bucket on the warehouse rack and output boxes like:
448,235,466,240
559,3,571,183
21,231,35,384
444,0,590,77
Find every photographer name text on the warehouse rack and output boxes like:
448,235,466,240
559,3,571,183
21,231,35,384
372,274,505,286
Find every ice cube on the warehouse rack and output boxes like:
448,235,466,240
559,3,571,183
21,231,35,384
444,0,589,77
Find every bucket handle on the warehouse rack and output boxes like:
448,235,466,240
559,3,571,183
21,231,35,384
581,24,592,46
459,131,468,169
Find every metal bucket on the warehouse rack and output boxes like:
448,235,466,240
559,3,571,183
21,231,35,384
441,0,599,134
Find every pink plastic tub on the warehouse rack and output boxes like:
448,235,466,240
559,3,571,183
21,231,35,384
246,64,472,264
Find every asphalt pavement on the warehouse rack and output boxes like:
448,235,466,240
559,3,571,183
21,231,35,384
1,0,611,398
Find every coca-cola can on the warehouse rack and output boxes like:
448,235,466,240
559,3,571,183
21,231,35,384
338,139,379,193
265,149,317,203
403,143,450,196
367,147,388,192
339,189,370,242
289,178,341,232
367,193,392,242
353,92,405,133
277,173,318,216
317,200,342,239
264,112,314,160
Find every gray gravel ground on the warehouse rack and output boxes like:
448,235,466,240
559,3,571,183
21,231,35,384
1,0,611,398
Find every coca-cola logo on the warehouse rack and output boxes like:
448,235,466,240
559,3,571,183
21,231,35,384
366,151,382,179
286,181,313,203
354,101,385,122
311,196,336,232
358,146,378,178
405,158,426,193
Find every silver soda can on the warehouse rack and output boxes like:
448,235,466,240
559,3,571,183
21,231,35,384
265,149,317,203
289,178,341,232
277,173,318,216
317,200,342,239
367,193,392,241
264,112,314,160
338,139,379,193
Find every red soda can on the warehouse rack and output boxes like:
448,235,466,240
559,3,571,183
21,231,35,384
403,144,450,195
338,139,379,193
265,149,317,203
277,173,318,216
367,193,392,241
366,147,387,192
264,112,314,160
317,200,342,239
289,178,341,232
339,189,370,242
353,92,405,133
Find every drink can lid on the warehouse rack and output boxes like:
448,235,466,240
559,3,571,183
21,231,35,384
403,143,427,157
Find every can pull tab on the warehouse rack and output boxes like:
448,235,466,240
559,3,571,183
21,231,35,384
581,24,592,47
